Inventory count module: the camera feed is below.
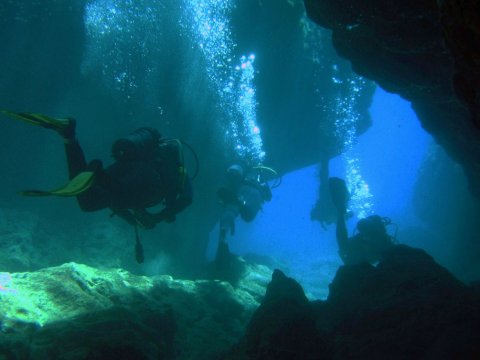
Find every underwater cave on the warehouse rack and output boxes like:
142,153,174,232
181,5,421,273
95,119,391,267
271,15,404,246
0,0,479,358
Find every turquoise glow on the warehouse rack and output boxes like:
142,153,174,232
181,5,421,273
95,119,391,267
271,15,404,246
182,0,265,164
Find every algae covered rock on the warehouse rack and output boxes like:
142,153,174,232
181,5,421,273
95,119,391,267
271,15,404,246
0,261,270,359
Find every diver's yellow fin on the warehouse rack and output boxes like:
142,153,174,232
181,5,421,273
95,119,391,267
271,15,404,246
21,171,95,197
1,110,70,130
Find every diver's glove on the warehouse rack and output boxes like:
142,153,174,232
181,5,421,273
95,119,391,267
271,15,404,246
154,207,176,224
133,209,157,229
133,209,177,228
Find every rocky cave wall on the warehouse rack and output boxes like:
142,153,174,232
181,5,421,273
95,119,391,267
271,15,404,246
305,0,480,198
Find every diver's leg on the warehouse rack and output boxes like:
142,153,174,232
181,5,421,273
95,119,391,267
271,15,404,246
219,204,239,241
75,159,112,212
61,121,111,212
330,177,350,263
64,138,88,179
215,205,238,262
60,119,88,179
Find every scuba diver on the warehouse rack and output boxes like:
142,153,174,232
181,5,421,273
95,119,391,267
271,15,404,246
329,177,394,265
213,164,276,275
1,110,194,263
310,156,337,229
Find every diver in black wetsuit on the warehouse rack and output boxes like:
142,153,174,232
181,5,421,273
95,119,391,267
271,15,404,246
210,163,272,281
310,155,337,229
329,177,394,265
215,164,272,257
64,119,192,228
1,111,193,261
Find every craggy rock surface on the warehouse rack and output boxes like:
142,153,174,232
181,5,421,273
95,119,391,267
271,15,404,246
242,270,330,359
231,245,480,359
438,0,480,128
2,246,479,359
0,261,272,360
304,0,480,198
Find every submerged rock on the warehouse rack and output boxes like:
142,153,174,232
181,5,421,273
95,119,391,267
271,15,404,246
232,245,480,359
321,245,480,359
228,269,331,359
0,261,271,360
2,245,478,359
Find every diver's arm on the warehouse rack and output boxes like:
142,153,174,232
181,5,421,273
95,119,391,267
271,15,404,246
146,176,194,225
165,175,193,220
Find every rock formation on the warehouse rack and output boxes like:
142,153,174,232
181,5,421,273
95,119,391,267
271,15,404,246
230,245,480,359
0,261,272,359
305,0,480,198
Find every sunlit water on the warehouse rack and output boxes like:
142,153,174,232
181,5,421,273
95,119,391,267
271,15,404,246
181,0,265,164
209,87,432,299
333,74,374,219
6,1,434,299
84,0,265,164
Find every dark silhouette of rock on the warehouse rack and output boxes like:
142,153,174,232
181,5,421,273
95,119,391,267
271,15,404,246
437,0,480,128
320,245,480,359
0,262,269,360
229,269,331,359
233,245,480,359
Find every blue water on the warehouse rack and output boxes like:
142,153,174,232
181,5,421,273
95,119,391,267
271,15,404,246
357,89,431,220
1,1,447,298
209,87,432,298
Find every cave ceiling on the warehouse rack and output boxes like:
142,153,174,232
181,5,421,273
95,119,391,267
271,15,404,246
304,0,480,198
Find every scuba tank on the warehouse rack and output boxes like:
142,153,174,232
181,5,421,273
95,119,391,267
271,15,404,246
111,127,161,162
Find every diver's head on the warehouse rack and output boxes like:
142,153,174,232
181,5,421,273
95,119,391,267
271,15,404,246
355,215,394,259
112,127,161,161
357,215,389,238
226,164,244,182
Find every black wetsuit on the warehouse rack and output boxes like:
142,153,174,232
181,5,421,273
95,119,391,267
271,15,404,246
65,138,193,226
218,175,271,239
